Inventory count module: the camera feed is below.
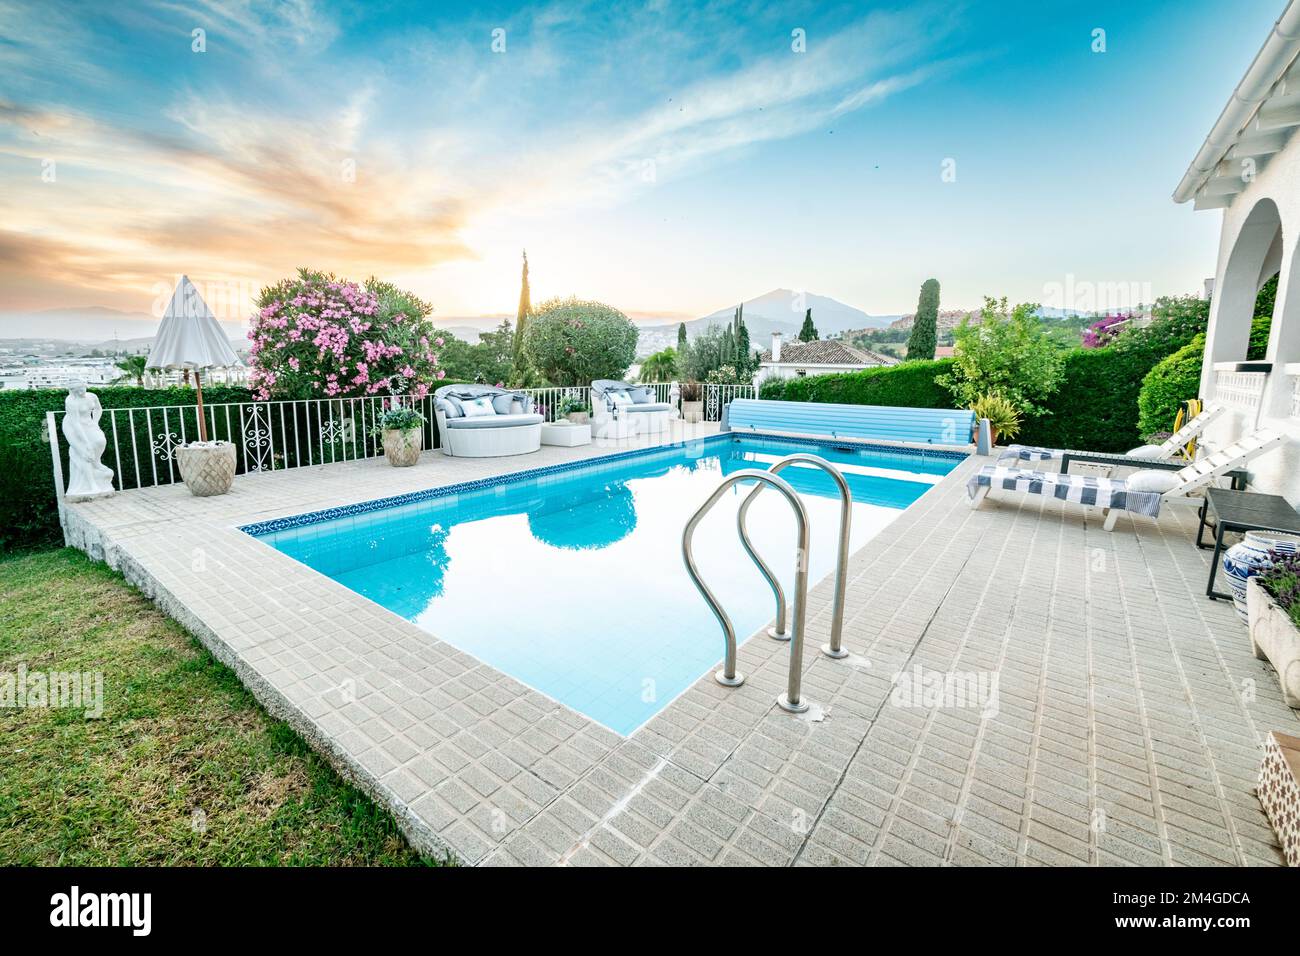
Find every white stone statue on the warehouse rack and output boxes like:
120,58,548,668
62,382,115,500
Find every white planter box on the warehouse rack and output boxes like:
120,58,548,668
1247,577,1300,708
540,422,591,447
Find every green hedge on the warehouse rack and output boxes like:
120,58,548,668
1015,349,1153,453
773,359,958,408
758,347,1173,455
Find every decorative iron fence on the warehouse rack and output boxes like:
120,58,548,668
47,394,436,495
704,383,756,421
46,383,686,500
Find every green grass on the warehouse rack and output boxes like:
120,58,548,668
0,548,439,865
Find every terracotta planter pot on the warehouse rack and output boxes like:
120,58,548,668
176,442,237,497
566,411,589,425
682,400,703,423
1247,577,1300,708
383,427,423,467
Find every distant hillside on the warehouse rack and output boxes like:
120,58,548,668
888,306,1098,331
0,306,245,342
889,309,981,332
636,288,899,356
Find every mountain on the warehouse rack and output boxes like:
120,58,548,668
697,289,894,335
0,306,245,342
635,288,899,356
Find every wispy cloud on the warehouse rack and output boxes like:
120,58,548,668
0,0,958,315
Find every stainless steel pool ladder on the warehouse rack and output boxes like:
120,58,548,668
681,454,853,715
738,454,852,660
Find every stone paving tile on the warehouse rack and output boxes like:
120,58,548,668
63,426,1300,866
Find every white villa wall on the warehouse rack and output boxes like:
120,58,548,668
1198,131,1300,505
754,362,869,384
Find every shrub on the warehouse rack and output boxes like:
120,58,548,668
1137,334,1205,438
937,297,1063,417
778,359,957,408
758,378,787,400
1114,294,1207,357
249,269,443,401
523,297,637,386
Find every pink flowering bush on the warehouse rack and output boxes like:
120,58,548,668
248,269,444,401
1082,313,1130,349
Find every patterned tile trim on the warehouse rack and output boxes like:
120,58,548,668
239,432,969,536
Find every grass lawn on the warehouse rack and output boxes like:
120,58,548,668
0,547,438,865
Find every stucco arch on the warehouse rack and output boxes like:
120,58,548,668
1205,198,1283,370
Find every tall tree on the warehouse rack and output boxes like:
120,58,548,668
734,305,751,374
677,322,687,351
511,250,531,375
798,308,819,342
906,278,940,361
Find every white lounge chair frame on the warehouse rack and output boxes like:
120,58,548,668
999,404,1225,466
972,430,1283,531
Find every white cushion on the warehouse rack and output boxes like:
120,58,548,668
461,396,496,418
1126,444,1164,458
609,393,632,407
1126,469,1180,494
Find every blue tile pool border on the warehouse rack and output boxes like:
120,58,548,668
239,431,968,537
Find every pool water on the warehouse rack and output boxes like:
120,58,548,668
252,435,961,735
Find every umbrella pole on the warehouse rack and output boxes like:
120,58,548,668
194,369,209,443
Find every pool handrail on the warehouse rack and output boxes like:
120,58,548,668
681,468,812,712
737,453,852,659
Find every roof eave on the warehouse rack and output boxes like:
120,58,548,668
1173,0,1300,205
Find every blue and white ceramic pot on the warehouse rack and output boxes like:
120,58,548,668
1223,531,1300,622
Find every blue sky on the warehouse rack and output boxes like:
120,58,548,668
0,0,1287,325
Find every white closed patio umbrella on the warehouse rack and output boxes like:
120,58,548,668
147,276,242,443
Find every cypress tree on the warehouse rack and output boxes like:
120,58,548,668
906,278,940,361
735,305,751,374
798,308,819,342
511,250,531,374
677,321,687,352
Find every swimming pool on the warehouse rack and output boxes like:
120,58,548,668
247,435,963,735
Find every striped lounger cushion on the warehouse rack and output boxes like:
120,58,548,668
967,465,1163,518
998,444,1060,464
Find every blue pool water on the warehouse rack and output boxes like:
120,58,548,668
251,435,961,735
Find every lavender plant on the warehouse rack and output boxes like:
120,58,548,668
1259,551,1300,628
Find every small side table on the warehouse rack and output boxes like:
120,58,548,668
540,421,592,447
1198,487,1300,600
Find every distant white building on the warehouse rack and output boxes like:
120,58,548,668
754,332,896,385
1175,0,1300,502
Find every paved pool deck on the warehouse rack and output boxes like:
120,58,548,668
62,424,1298,866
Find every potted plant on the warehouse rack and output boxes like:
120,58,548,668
680,381,704,423
969,391,1021,446
1247,550,1300,708
556,394,589,425
373,407,426,467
